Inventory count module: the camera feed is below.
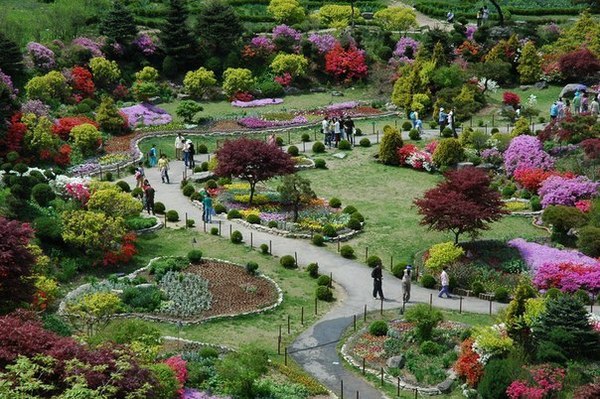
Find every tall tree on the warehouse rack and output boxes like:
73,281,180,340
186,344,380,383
161,0,196,73
414,167,507,244
215,137,295,205
489,0,504,26
277,174,316,222
99,0,138,46
196,0,243,58
0,31,24,80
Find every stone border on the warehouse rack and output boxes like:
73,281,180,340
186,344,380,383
59,256,284,326
502,198,542,217
340,325,456,396
135,216,164,235
161,336,232,354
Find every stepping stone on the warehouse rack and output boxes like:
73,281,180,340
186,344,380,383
386,355,405,369
332,152,347,159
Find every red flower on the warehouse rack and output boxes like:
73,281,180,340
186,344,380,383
503,91,521,108
53,117,99,141
325,44,368,83
397,144,418,165
454,338,483,387
71,66,95,98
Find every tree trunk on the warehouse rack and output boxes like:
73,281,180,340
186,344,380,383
248,181,256,206
489,0,504,26
293,202,299,222
350,0,355,30
454,231,460,245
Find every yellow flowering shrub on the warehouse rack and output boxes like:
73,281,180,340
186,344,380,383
425,242,465,273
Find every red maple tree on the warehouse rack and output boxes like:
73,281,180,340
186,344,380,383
325,44,368,83
414,167,507,244
71,66,95,99
558,48,600,80
215,137,295,205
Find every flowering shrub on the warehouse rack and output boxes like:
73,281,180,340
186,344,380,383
503,135,554,176
53,116,99,141
506,365,565,399
65,181,91,204
26,42,56,71
425,242,465,273
165,355,187,396
575,200,592,213
454,338,483,387
4,113,28,152
466,25,477,40
231,98,283,108
182,388,230,399
502,91,520,108
272,24,301,42
308,33,338,54
508,238,598,271
533,262,600,293
538,175,599,208
20,100,50,117
481,148,503,165
0,69,17,100
396,144,434,171
102,232,137,266
120,103,172,127
72,37,104,57
512,168,574,194
325,44,368,83
274,73,292,87
425,140,438,154
237,115,307,129
70,66,95,99
133,33,157,56
326,101,359,111
471,325,513,364
390,37,420,65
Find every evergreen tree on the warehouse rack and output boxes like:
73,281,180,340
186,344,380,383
0,31,24,80
196,0,244,58
99,0,138,45
160,0,196,73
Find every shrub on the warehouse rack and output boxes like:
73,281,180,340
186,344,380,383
379,125,404,165
316,286,333,301
420,340,441,355
367,255,382,268
260,243,270,254
122,286,162,312
401,121,413,131
578,226,600,257
246,214,261,224
477,357,523,399
280,255,296,269
441,127,453,138
369,320,388,336
317,275,331,287
312,234,325,246
230,230,243,244
193,166,202,173
494,287,510,303
287,145,299,156
471,281,485,296
391,262,407,279
42,314,72,337
409,128,421,141
542,205,588,246
200,162,209,171
182,184,196,197
214,203,226,214
306,263,319,278
329,197,341,208
432,138,464,167
421,274,436,288
359,138,371,147
313,141,326,153
246,261,259,275
154,202,166,214
276,136,284,146
573,289,592,306
340,245,355,259
338,139,352,150
149,257,187,281
197,144,208,154
124,216,156,230
314,158,326,168
530,196,542,211
31,183,55,207
343,205,357,214
166,210,179,222
347,218,362,230
149,364,180,399
267,221,278,228
205,179,218,190
188,250,203,263
301,133,310,142
351,212,364,223
227,209,242,219
210,227,219,235
322,224,337,237
545,287,562,300
425,242,465,273
404,304,443,341
116,180,131,193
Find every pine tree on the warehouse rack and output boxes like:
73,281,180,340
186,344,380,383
196,0,244,58
0,31,24,80
99,0,138,45
160,0,196,72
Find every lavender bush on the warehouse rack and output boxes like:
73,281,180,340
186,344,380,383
308,33,337,54
390,37,420,65
272,25,301,42
21,99,50,117
250,36,276,53
231,98,283,108
538,175,599,208
508,238,598,271
71,37,104,57
26,42,56,72
503,135,554,176
0,69,17,100
182,389,230,399
133,33,157,56
120,103,172,127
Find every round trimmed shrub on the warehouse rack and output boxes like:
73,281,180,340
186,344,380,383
246,214,261,224
205,179,218,189
186,219,196,228
214,203,226,214
574,289,592,306
32,183,55,207
314,158,327,168
201,162,209,171
316,286,333,301
182,184,196,197
154,202,166,214
317,275,331,287
340,245,355,259
367,255,382,268
188,250,203,263
578,226,600,257
401,121,413,131
354,128,363,136
131,188,142,199
432,138,464,167
429,121,438,129
329,197,342,208
359,138,371,147
267,221,278,228
420,340,441,355
190,192,202,202
471,281,484,296
280,255,297,269
441,127,453,138
230,230,243,244
301,133,310,142
306,263,319,278
287,145,299,156
322,224,337,237
227,209,242,219
421,274,436,289
391,262,407,279
116,180,131,193
494,287,510,303
197,144,208,154
194,166,202,173
369,320,388,336
409,129,421,141
217,177,231,186
246,261,259,275
312,234,325,246
347,218,362,231
313,142,326,153
210,227,219,235
166,210,179,222
545,287,562,300
338,139,352,150
260,243,269,254
275,136,284,146
351,212,364,223
343,205,357,214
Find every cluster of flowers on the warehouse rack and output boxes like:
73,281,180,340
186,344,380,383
538,175,599,208
65,180,91,204
481,148,503,164
71,37,104,57
183,389,230,399
308,33,337,54
133,33,157,56
26,42,56,71
272,24,301,42
454,338,484,387
102,231,137,266
504,135,555,176
231,98,283,108
326,101,360,111
69,162,101,177
242,36,276,59
397,144,434,171
0,69,17,100
21,99,50,117
120,103,172,128
390,37,420,65
506,365,565,399
508,239,598,271
237,115,307,129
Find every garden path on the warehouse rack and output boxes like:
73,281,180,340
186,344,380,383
390,1,452,32
123,131,505,398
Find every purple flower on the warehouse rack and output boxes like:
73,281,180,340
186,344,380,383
503,135,554,176
481,148,502,163
508,238,599,272
71,37,104,57
308,33,338,54
182,388,230,399
21,99,50,117
466,26,477,40
0,69,17,100
133,33,157,56
272,25,301,42
120,103,172,127
538,175,599,208
250,36,276,53
326,101,359,111
392,37,420,59
238,115,307,129
232,98,283,108
26,42,56,72
69,162,101,176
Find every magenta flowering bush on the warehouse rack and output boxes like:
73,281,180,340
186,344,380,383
538,175,599,208
133,33,157,56
71,37,104,57
21,99,51,117
466,26,477,40
390,37,420,65
308,33,338,54
26,42,56,72
238,115,307,129
481,148,503,165
326,101,359,111
508,238,598,271
503,135,554,176
506,365,565,399
250,36,276,53
120,103,172,127
231,98,283,108
182,388,230,399
533,262,600,293
0,69,17,100
272,25,301,42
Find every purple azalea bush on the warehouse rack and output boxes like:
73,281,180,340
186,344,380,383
390,37,420,64
503,135,554,176
326,101,359,111
272,25,301,42
71,37,104,57
250,36,276,53
26,42,56,71
466,26,477,40
120,103,172,127
538,175,600,208
133,33,157,56
533,262,600,293
21,99,51,117
0,69,17,100
308,33,337,54
182,388,230,399
231,98,283,108
238,115,308,129
481,148,502,164
508,238,598,271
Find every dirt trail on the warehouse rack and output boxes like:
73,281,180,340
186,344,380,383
390,0,452,31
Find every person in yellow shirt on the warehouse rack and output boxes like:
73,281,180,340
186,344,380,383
158,154,170,184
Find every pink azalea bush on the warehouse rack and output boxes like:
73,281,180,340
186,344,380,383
71,37,104,57
506,365,565,399
326,101,359,111
503,135,554,176
238,115,307,129
231,98,283,108
481,148,503,165
120,103,172,127
65,182,90,204
165,355,188,397
533,262,600,293
538,175,599,208
133,33,157,56
397,144,434,171
391,37,420,64
272,25,301,42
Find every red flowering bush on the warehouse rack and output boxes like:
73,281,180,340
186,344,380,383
112,84,129,100
575,200,592,213
581,138,600,160
512,168,574,194
53,144,72,166
2,113,27,154
274,73,292,87
234,91,254,102
397,144,418,164
325,44,368,83
71,66,95,99
558,48,600,80
164,355,188,396
506,364,565,399
454,338,483,387
574,380,600,399
102,232,137,267
502,91,521,108
53,116,99,141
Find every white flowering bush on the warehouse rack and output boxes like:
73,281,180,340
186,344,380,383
478,78,498,93
50,174,90,197
471,324,513,365
159,271,212,318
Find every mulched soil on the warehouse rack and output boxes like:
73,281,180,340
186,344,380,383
210,120,246,132
104,131,138,153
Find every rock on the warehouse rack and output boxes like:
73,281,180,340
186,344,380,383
559,83,599,97
476,163,495,170
331,90,344,97
148,96,163,104
437,378,454,393
534,81,548,90
284,86,301,95
386,355,405,369
361,12,374,20
177,93,191,100
191,171,215,182
519,85,532,91
457,162,474,169
310,87,327,93
385,102,398,111
332,152,347,159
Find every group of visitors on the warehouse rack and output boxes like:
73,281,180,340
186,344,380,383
371,264,452,303
321,115,356,148
551,91,600,120
436,107,456,136
175,133,196,169
475,6,489,27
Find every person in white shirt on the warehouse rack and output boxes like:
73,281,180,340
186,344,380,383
438,266,452,298
174,133,185,160
183,139,191,167
402,266,412,303
321,116,330,146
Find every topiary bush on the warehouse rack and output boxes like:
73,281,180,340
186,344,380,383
280,255,296,269
329,197,341,208
347,218,362,231
210,227,219,235
338,139,352,150
188,250,203,263
420,340,442,355
421,274,436,289
287,145,299,156
379,125,404,165
343,205,357,214
166,210,179,222
317,275,331,287
301,133,310,142
275,136,284,146
116,180,131,193
246,261,259,275
359,138,371,147
197,144,208,154
494,287,510,303
205,179,218,190
441,127,453,138
312,142,325,153
306,263,319,278
182,184,196,197
267,221,278,228
153,202,166,214
409,128,421,141
186,219,195,228
369,320,388,336
316,286,333,301
246,214,261,224
401,121,413,131
31,183,55,207
214,203,226,214
391,263,407,279
312,234,325,246
573,289,592,306
367,255,382,268
340,245,355,259
314,158,327,168
543,205,588,246
432,138,464,167
201,162,209,171
260,243,270,254
227,209,242,219
471,281,485,296
351,212,364,223
230,230,243,244
322,224,337,237
424,242,465,273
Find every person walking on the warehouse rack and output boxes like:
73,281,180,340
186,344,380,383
438,107,447,135
448,109,457,138
333,117,341,147
438,266,452,298
550,101,558,120
267,133,276,146
135,162,145,188
573,91,582,114
188,141,196,170
158,154,170,184
476,8,483,27
182,139,190,167
202,193,213,223
344,116,355,145
590,96,600,119
142,179,155,215
148,144,157,167
402,266,412,303
482,5,489,24
581,93,589,113
371,263,385,300
175,133,185,160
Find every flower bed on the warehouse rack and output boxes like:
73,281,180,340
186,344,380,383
120,102,172,128
231,98,283,107
237,115,308,129
397,144,435,172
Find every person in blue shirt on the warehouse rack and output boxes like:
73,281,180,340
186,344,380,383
148,144,157,167
202,193,213,223
550,102,559,120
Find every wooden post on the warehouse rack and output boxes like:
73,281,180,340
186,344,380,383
301,306,304,325
376,131,380,143
117,164,120,178
380,297,383,315
287,314,290,334
269,240,272,255
218,221,222,236
314,297,318,315
362,358,365,375
303,141,306,152
372,122,375,134
365,247,369,262
390,255,393,269
380,368,384,385
185,213,188,229
287,131,291,144
229,224,232,237
284,347,287,366
489,299,493,315
364,304,367,322
278,325,281,354
337,238,340,252
353,314,356,331
164,214,167,228
203,220,206,232
397,376,400,396
340,380,344,399
459,296,463,314
294,251,298,268
429,293,433,309
250,232,253,248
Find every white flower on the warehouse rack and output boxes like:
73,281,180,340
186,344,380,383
478,78,498,93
